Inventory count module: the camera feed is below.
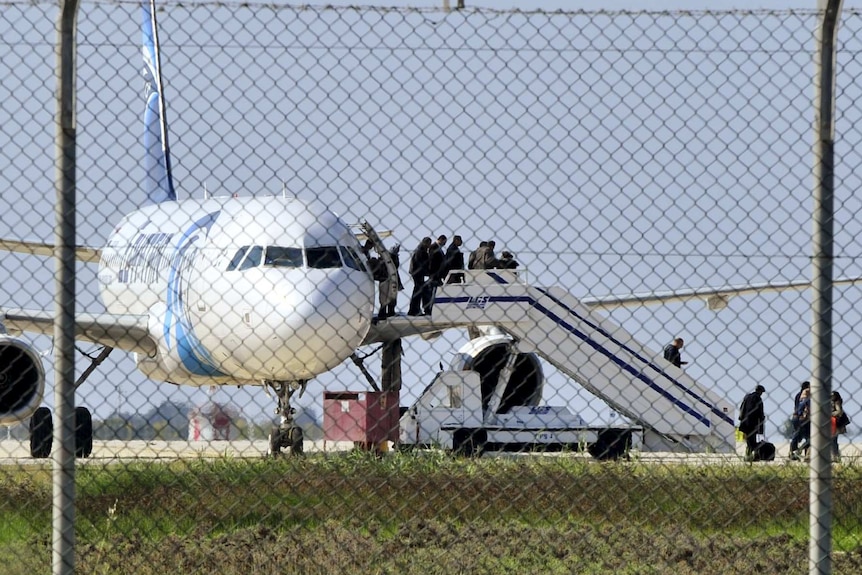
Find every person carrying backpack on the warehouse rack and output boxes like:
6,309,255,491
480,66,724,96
831,390,851,462
789,388,811,461
739,385,766,461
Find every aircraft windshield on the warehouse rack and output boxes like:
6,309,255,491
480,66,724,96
226,246,248,271
339,245,366,271
239,246,263,271
226,245,344,270
265,246,303,268
307,246,342,269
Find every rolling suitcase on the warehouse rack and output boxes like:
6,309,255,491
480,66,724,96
755,441,776,462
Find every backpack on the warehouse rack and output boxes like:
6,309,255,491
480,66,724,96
837,410,851,429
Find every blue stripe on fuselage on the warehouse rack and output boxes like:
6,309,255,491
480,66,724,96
164,211,224,377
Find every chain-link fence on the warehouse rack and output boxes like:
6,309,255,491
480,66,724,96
2,1,862,573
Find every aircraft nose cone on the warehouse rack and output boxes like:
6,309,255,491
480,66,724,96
264,272,373,378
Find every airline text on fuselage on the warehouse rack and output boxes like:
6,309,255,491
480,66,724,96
118,232,175,284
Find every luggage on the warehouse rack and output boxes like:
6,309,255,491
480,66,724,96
754,441,776,462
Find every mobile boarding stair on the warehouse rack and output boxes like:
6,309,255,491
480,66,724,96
432,270,737,454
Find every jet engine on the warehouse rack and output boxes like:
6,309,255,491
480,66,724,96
0,336,46,426
449,333,544,415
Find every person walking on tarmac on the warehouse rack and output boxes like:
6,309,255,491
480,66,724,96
739,385,766,461
789,381,810,447
831,390,849,462
789,387,811,461
662,337,688,368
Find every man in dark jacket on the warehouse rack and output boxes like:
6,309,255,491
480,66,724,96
407,237,432,316
428,235,448,285
378,244,403,320
662,337,688,368
444,235,465,284
423,235,447,314
739,385,766,461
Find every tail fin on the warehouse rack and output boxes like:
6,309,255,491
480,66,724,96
142,0,176,203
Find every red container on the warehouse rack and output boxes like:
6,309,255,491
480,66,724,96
323,391,400,444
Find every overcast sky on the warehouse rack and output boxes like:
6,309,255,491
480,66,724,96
333,1,859,10
4,0,862,443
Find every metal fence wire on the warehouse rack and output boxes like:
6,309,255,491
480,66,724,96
2,1,862,573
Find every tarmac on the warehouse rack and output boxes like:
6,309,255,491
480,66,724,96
1,438,860,466
0,439,350,466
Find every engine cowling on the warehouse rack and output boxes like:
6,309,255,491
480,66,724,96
448,333,544,414
0,336,46,425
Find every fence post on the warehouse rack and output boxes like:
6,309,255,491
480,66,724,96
811,1,843,574
54,1,80,574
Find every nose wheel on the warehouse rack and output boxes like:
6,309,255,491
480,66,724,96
265,380,306,457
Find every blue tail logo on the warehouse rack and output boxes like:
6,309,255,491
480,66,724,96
142,0,176,204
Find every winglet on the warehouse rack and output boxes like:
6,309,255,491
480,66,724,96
142,0,176,204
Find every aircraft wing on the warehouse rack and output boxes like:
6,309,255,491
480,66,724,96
1,308,155,355
362,275,862,343
0,239,101,264
354,229,393,242
580,276,862,311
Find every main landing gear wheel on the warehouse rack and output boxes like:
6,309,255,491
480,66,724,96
28,406,94,459
75,406,93,459
265,380,306,458
29,407,53,459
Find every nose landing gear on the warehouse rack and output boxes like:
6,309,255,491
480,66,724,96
265,380,306,457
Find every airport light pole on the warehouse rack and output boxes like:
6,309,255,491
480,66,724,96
811,1,842,574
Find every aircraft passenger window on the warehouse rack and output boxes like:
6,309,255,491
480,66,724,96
265,246,304,268
226,247,248,271
306,246,342,269
238,245,263,271
339,246,366,271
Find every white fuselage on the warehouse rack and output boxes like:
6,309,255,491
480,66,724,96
97,196,375,386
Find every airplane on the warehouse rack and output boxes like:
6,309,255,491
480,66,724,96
0,0,410,458
1,0,857,460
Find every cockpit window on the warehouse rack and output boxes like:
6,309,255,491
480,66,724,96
265,246,304,268
339,246,366,271
306,246,342,269
238,245,263,271
228,245,344,271
226,246,249,271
